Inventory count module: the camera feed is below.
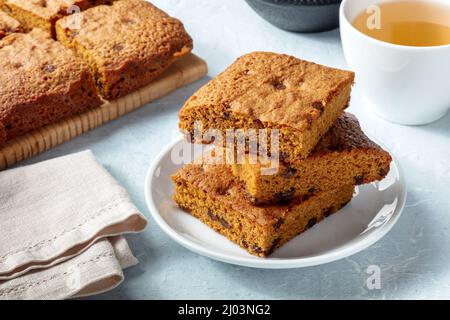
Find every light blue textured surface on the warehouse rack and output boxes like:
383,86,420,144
19,0,450,299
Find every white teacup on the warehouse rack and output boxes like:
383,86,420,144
340,0,450,125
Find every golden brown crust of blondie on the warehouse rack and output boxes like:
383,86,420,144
6,0,93,21
0,29,102,144
173,161,354,257
179,52,354,160
56,0,193,99
313,112,384,152
0,122,6,147
232,113,392,204
181,52,354,131
2,0,109,36
0,10,21,39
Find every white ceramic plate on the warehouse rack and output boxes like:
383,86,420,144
145,138,406,269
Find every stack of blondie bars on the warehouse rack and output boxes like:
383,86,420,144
173,52,392,257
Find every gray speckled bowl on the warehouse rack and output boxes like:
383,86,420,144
245,0,342,33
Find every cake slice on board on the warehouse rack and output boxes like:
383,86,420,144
56,0,193,99
0,28,102,144
1,0,113,37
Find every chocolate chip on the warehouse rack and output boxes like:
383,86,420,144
208,209,230,229
273,218,284,230
217,186,232,196
223,112,231,120
306,217,317,229
207,209,219,222
354,175,364,185
279,152,290,162
202,136,215,144
178,205,191,212
308,187,316,194
253,119,264,129
326,145,343,152
240,69,250,76
301,194,312,202
268,237,281,255
282,166,297,178
273,82,286,90
122,18,136,24
379,168,387,177
324,207,334,217
242,240,249,248
250,244,262,254
219,218,231,229
275,187,296,204
312,101,324,113
113,44,124,51
43,64,56,73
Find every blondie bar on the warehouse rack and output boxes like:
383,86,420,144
2,0,111,37
0,29,102,145
56,0,193,99
231,113,392,204
172,160,354,257
0,9,21,39
179,52,354,161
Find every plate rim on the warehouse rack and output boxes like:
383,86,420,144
145,137,407,269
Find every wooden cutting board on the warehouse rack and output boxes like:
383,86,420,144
0,54,207,171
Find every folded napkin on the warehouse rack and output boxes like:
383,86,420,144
0,150,147,299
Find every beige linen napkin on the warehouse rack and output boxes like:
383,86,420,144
0,236,136,300
0,150,147,299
